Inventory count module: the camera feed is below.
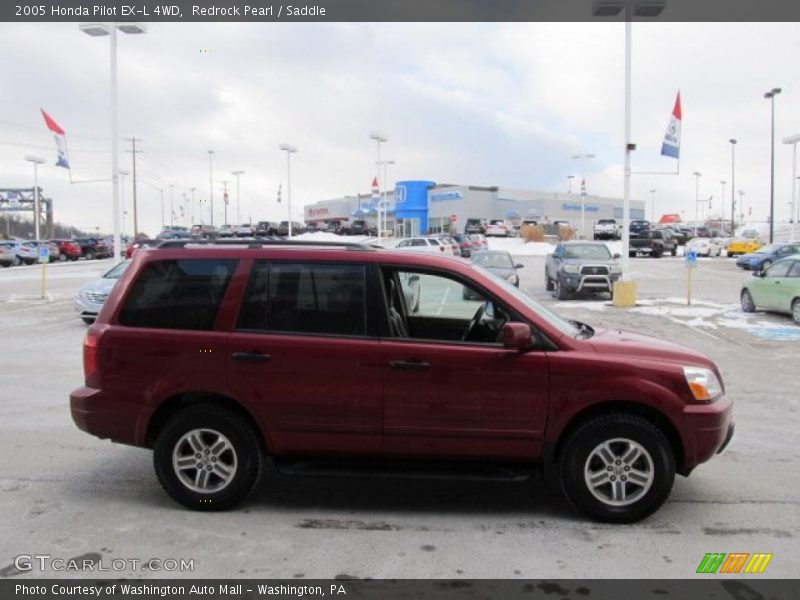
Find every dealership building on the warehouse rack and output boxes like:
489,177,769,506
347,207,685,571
304,181,646,237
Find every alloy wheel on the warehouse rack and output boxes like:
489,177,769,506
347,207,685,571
172,428,238,494
583,438,654,507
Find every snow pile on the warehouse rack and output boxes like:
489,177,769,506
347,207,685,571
291,232,373,244
487,238,554,256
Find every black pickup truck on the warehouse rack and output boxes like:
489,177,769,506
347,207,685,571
74,238,112,260
629,229,678,258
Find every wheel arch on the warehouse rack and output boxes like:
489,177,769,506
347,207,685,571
548,400,685,475
145,391,269,455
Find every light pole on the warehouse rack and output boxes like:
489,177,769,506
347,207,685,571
765,87,781,243
119,169,129,236
279,144,298,236
783,134,800,242
208,150,215,227
738,190,746,226
592,0,666,302
567,175,575,194
377,159,396,236
649,189,656,222
693,171,702,222
728,139,737,235
168,184,174,228
232,170,245,225
24,155,45,240
572,153,595,238
189,187,196,224
369,132,388,242
80,22,147,264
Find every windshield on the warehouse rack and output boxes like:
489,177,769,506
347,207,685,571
471,263,579,337
104,262,129,279
563,244,612,260
473,252,514,269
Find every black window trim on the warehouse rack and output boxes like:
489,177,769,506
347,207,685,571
233,259,377,339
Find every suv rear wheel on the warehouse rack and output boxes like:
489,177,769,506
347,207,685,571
559,414,675,523
154,405,263,511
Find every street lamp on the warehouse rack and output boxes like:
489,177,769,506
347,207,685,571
231,170,245,225
591,0,667,305
24,155,45,241
207,150,215,227
80,22,147,264
279,144,298,236
693,171,702,222
119,169,129,236
783,134,800,242
649,189,656,222
369,132,388,242
572,153,596,238
377,159,396,236
729,139,737,235
764,87,782,243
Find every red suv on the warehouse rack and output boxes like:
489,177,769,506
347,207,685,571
70,240,733,522
51,239,82,261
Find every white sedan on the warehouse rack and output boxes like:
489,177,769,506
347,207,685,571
395,237,456,255
686,237,722,257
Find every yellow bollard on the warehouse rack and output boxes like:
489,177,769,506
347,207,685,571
612,280,637,307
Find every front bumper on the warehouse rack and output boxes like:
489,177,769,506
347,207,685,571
73,295,103,318
560,272,621,293
678,394,734,474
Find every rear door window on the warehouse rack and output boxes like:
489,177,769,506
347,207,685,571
238,262,367,337
119,259,237,330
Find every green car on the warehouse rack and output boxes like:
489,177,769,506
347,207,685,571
741,255,800,324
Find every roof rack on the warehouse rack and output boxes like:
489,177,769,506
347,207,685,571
156,238,377,251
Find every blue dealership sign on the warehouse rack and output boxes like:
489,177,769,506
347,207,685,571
685,250,697,268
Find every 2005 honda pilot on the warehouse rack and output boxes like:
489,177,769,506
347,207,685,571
70,239,733,522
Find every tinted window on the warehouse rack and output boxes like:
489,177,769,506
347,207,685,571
119,259,237,330
789,260,800,277
240,262,367,336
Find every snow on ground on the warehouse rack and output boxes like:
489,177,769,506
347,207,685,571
553,297,800,341
487,237,624,258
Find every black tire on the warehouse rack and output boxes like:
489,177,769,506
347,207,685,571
545,273,555,291
154,405,263,511
651,248,663,258
85,250,95,260
671,247,677,257
559,414,675,523
1,261,10,268
81,317,94,325
58,253,67,262
555,278,570,301
70,256,79,261
740,289,755,313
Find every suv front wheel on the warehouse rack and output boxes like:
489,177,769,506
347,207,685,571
559,414,675,523
154,405,263,511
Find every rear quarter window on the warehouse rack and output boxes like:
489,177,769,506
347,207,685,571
119,259,237,330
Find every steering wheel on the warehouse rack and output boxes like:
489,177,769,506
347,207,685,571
462,302,487,342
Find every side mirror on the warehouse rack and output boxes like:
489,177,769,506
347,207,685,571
613,253,621,259
515,263,524,269
502,322,532,351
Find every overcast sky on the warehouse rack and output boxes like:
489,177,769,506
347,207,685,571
2,22,800,236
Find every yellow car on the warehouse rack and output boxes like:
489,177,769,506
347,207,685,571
727,238,763,257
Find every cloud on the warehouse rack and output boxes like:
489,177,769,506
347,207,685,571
1,22,799,235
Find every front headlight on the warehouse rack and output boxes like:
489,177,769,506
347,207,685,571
610,264,622,274
563,264,579,274
683,366,723,401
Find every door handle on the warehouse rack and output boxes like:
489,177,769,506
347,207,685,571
232,351,271,362
389,360,430,371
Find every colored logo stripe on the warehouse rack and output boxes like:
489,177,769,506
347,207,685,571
744,553,773,574
697,553,726,574
720,553,749,574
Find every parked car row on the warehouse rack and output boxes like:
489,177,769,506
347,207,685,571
0,238,106,266
395,234,488,258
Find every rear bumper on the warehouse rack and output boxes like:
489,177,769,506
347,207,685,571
70,386,139,446
679,394,734,474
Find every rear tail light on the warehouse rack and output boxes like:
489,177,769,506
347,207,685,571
440,246,445,252
83,331,98,381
